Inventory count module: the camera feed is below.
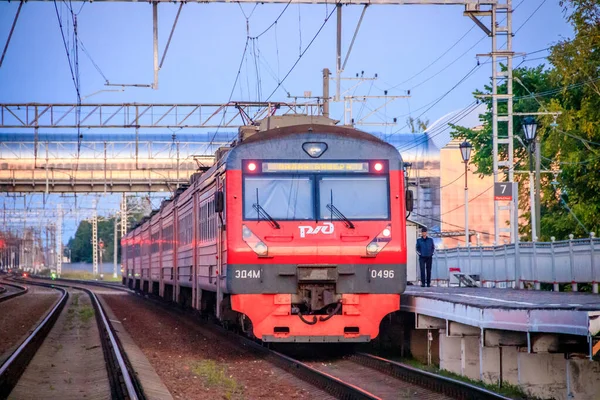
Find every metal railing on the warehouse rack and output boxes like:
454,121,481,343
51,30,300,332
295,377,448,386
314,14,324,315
430,234,599,293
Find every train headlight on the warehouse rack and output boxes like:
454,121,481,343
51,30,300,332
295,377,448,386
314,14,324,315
254,242,268,256
302,142,328,158
242,224,269,257
366,225,392,255
367,243,380,253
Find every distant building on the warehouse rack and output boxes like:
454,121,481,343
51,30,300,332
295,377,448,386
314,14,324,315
375,132,441,241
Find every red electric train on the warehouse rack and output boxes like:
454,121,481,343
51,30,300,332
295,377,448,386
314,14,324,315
122,117,410,342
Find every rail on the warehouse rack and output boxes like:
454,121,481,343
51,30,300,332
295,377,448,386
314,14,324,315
353,353,511,400
0,282,28,303
0,278,144,399
0,283,67,397
88,289,141,399
136,289,512,400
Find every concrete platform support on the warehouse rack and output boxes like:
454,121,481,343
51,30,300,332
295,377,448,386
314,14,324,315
439,334,462,375
410,329,439,365
461,336,480,380
439,334,480,379
500,346,519,385
567,359,600,400
480,346,500,384
518,353,567,400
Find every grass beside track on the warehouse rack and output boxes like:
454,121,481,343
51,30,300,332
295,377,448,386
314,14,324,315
390,357,536,400
191,360,244,400
38,269,122,282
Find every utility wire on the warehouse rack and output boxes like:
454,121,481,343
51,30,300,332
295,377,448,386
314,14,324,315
392,65,481,134
514,0,548,35
205,37,251,152
387,25,476,91
77,38,109,84
440,185,493,216
249,0,293,39
264,2,340,102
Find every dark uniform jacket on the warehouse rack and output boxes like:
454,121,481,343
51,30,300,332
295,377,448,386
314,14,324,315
416,236,435,257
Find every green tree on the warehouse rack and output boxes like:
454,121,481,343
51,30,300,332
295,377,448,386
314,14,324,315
545,0,600,238
450,65,559,240
66,196,150,263
450,0,600,240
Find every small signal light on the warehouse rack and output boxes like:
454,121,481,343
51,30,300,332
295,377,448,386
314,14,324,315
374,162,383,172
382,228,391,237
248,162,257,172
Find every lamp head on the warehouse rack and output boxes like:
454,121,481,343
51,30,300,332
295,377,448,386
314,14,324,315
522,116,538,142
459,140,472,162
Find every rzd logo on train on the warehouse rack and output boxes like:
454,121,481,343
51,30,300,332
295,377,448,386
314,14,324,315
298,222,334,238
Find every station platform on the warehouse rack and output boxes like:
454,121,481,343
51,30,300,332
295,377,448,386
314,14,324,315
400,286,600,337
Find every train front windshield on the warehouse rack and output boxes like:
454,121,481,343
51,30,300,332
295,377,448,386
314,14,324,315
243,163,390,222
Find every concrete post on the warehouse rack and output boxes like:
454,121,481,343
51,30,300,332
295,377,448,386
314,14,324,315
533,242,540,290
551,237,559,292
569,234,577,292
590,232,597,294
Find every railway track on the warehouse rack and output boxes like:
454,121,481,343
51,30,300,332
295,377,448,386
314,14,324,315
0,279,144,400
100,284,510,400
41,277,512,399
0,282,27,303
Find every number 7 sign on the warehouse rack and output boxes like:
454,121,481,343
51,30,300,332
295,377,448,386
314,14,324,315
494,183,513,201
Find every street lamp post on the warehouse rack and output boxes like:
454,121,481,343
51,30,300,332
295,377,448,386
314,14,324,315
522,117,538,242
459,141,472,246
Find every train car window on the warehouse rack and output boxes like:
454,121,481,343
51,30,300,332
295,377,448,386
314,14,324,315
318,176,389,220
151,232,160,253
243,176,314,220
161,225,173,251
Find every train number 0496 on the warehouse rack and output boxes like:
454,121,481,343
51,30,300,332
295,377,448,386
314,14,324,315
371,269,394,279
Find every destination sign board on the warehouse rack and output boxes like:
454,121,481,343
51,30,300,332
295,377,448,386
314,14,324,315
262,162,369,173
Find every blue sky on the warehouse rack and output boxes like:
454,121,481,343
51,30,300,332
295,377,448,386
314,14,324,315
0,0,575,243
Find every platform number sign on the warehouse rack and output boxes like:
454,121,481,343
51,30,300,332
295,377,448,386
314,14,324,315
494,183,512,201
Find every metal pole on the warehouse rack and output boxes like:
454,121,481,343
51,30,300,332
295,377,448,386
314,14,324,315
535,135,541,238
121,193,127,237
92,202,98,276
322,68,330,118
465,161,469,246
529,145,536,241
0,1,23,69
341,5,368,71
152,2,159,90
113,214,118,279
57,204,62,277
491,5,499,246
159,2,183,70
335,4,342,102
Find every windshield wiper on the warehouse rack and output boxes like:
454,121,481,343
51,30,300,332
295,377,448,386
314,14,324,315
326,203,355,229
253,204,280,229
253,188,280,229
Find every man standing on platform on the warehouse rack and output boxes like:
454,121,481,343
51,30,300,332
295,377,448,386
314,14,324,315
416,227,435,287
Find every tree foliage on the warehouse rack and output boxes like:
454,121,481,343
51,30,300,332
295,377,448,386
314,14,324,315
67,196,150,263
450,0,600,240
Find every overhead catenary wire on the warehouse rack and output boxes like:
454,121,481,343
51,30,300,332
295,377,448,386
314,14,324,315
391,63,482,135
263,2,341,102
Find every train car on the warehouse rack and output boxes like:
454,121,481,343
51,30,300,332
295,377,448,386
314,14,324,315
123,116,410,342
